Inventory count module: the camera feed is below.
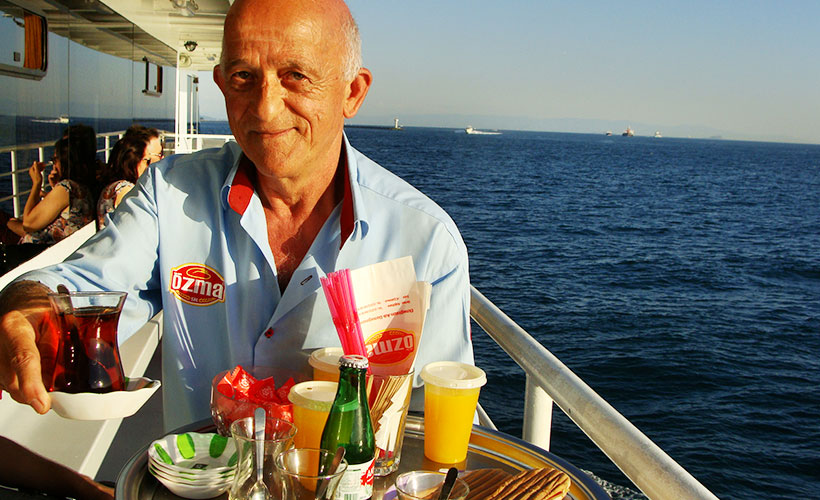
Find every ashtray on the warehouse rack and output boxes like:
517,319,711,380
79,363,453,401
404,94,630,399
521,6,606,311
49,377,161,420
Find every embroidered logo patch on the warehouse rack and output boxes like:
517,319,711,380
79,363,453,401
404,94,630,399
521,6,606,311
169,263,225,306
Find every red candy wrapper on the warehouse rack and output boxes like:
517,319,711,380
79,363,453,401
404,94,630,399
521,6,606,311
212,366,296,434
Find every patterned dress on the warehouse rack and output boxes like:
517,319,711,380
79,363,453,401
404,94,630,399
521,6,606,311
21,180,94,244
97,180,134,229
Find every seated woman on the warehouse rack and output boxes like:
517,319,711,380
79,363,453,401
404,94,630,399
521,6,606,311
96,130,161,228
6,133,97,245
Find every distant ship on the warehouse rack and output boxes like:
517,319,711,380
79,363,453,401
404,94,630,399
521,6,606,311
32,115,69,124
654,131,662,138
622,126,634,137
605,131,612,136
465,126,501,135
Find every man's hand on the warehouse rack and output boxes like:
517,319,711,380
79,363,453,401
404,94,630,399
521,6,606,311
0,281,55,413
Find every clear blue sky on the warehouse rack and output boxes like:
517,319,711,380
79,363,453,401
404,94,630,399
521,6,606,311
198,1,820,144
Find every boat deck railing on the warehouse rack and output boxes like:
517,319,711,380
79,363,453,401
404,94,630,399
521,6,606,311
470,286,718,500
1,130,130,217
0,129,230,217
1,131,718,500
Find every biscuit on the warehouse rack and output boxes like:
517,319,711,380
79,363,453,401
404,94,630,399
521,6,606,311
461,468,513,499
484,467,571,500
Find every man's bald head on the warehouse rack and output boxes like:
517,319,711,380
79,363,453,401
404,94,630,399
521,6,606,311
222,0,362,81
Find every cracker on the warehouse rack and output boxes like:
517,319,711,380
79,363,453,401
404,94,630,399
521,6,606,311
461,468,513,499
484,467,571,500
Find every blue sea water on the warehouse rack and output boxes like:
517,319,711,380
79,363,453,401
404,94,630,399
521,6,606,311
4,121,819,499
337,127,820,500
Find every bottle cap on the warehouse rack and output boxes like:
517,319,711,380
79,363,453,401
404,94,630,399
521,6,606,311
339,354,369,370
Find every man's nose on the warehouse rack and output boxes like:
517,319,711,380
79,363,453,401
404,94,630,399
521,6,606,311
252,76,287,120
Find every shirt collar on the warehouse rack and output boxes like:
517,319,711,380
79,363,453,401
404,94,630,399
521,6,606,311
222,134,367,249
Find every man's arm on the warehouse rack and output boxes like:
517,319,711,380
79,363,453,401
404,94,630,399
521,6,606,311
0,280,55,413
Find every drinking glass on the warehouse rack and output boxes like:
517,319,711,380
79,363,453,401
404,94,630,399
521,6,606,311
288,381,337,449
274,448,348,500
394,470,469,500
420,362,486,464
47,291,127,393
229,416,296,500
367,370,414,476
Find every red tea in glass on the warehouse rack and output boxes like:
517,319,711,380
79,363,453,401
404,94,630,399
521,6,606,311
48,291,127,393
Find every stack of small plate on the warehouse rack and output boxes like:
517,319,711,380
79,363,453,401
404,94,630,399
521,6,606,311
147,432,237,499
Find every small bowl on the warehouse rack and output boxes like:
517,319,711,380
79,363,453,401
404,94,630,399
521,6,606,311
148,469,232,499
49,377,160,420
148,432,237,474
147,462,233,486
394,471,470,500
210,366,305,435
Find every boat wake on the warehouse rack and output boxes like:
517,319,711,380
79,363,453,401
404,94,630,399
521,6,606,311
583,470,647,500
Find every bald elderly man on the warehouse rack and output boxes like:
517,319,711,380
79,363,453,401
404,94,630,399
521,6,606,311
0,0,472,430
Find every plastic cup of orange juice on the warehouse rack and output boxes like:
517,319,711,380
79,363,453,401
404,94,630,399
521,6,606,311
420,361,486,464
308,347,344,382
288,381,338,449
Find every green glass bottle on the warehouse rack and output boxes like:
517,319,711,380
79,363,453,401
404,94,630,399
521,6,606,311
319,354,375,500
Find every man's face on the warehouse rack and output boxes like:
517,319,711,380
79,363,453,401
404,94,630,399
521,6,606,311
214,1,351,181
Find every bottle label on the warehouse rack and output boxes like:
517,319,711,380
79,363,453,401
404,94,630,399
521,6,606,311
334,458,374,500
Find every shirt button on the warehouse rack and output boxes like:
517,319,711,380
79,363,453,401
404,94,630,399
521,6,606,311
264,328,274,338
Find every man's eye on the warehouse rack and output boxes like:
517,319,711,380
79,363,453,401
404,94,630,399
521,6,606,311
233,71,251,79
289,71,307,81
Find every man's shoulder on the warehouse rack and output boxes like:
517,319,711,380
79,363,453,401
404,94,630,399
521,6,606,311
349,145,466,251
351,147,449,219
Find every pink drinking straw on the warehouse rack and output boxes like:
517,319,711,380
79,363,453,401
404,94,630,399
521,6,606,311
320,270,367,357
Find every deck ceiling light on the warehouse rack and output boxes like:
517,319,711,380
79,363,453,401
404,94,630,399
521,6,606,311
184,40,198,52
170,0,199,17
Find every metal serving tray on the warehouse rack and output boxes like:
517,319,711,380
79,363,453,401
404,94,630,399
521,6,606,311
116,415,609,500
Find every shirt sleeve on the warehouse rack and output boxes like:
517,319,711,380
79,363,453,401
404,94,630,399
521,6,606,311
409,228,474,411
18,169,163,342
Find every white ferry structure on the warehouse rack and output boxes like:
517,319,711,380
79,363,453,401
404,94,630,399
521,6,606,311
0,2,717,499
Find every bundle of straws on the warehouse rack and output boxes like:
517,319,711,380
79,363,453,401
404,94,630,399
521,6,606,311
320,269,367,357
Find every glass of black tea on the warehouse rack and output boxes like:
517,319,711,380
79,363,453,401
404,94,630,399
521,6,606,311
47,291,128,394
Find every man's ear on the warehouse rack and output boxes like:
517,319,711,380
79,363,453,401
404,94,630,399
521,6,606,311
343,68,373,118
213,65,225,94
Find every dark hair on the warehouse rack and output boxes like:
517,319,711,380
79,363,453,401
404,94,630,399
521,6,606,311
124,124,161,141
54,125,99,191
100,134,149,186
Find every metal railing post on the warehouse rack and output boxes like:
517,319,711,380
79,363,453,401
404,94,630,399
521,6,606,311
38,147,47,190
523,375,553,450
10,151,20,217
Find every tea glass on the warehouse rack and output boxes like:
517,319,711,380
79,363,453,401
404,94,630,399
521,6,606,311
47,291,127,393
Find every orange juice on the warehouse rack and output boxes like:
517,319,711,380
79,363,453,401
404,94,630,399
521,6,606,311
288,381,337,449
420,362,486,464
309,347,343,382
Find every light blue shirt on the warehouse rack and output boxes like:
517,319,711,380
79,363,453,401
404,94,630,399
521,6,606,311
22,136,473,430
